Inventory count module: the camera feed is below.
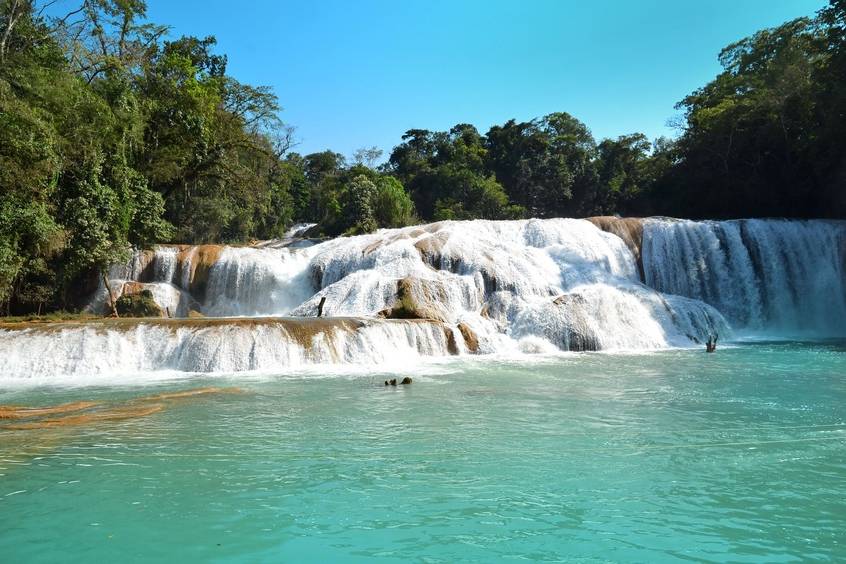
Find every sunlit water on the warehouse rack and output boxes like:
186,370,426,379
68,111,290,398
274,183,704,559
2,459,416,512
1,341,845,562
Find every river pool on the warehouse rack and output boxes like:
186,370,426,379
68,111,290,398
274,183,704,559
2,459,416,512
1,340,844,562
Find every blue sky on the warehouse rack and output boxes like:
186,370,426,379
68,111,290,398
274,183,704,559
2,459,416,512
143,0,825,160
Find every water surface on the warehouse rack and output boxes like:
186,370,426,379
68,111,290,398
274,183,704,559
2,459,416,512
1,341,844,562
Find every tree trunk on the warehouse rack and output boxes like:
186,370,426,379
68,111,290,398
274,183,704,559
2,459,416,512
102,271,119,318
0,0,24,65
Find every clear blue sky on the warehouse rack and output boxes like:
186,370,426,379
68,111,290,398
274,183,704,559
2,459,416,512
143,0,825,160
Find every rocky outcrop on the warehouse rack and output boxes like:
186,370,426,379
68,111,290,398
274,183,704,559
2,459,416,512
378,277,451,322
445,326,459,355
175,245,223,299
587,216,644,280
551,293,601,352
457,322,479,352
119,281,147,297
132,250,158,282
414,231,505,293
116,280,193,318
115,290,164,318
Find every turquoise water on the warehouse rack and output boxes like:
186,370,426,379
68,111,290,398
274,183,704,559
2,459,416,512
1,341,845,562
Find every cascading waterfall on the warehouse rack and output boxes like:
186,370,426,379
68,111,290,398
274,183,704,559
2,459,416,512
203,247,314,317
642,218,846,334
4,217,842,383
0,318,457,384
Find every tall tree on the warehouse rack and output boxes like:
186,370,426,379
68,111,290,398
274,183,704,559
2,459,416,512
486,112,597,218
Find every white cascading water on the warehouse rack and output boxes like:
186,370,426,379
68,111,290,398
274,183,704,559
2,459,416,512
3,217,843,383
289,218,727,351
642,218,846,335
204,247,314,316
0,319,456,386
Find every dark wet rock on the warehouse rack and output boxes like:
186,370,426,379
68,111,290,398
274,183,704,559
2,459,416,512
400,377,412,385
170,244,224,299
445,327,459,355
551,293,600,351
115,290,163,318
134,250,158,282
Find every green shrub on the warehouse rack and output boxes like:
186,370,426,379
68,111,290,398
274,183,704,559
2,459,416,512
115,290,162,318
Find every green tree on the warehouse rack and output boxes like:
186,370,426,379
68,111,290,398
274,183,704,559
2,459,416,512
373,176,415,228
667,16,824,217
594,133,652,214
485,112,597,217
343,175,378,234
390,124,521,220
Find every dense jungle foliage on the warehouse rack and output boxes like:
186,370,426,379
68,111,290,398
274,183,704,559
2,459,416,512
1,0,845,314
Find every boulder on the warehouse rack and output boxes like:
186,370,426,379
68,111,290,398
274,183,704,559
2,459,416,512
551,293,600,351
120,281,147,296
378,277,450,322
115,290,163,318
457,322,480,352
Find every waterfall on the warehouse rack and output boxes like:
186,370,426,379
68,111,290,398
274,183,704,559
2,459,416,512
203,247,314,317
53,215,843,383
84,219,729,354
642,218,846,335
0,318,457,385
